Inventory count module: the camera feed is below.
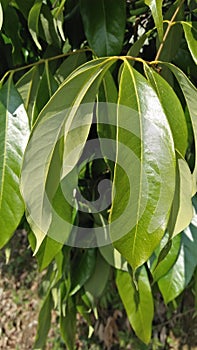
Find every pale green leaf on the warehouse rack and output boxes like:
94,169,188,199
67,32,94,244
145,0,163,41
80,0,126,56
16,66,40,126
21,57,117,253
116,266,154,344
181,21,197,65
28,0,43,50
0,77,29,248
110,60,175,271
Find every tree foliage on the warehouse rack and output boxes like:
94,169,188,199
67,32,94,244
0,0,197,348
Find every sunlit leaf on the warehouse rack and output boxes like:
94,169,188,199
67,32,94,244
0,77,29,248
110,59,175,272
28,0,43,50
181,21,197,65
145,0,163,41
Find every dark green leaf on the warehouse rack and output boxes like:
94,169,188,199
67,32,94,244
70,249,96,295
34,292,54,349
145,0,163,41
60,296,76,350
80,0,126,56
181,21,197,65
55,52,87,84
28,0,43,50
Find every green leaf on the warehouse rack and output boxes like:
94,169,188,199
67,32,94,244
60,296,76,350
110,60,175,271
116,266,154,344
39,4,61,48
163,63,197,194
55,52,87,84
3,6,22,64
84,250,110,298
80,0,126,56
170,158,193,237
127,30,153,62
16,66,40,126
21,57,117,253
70,249,96,296
150,233,181,282
181,21,197,65
144,64,188,157
145,0,163,41
32,63,58,124
0,3,3,30
0,77,29,248
158,214,197,303
28,0,43,50
34,292,54,349
99,244,128,271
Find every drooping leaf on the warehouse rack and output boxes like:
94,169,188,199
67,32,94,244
28,0,43,50
16,66,40,126
21,57,117,253
39,4,61,48
70,249,96,296
84,250,110,298
116,266,154,344
169,157,193,237
145,0,163,41
60,296,76,350
110,59,175,272
127,30,153,63
144,64,188,157
163,63,197,194
34,292,54,349
150,232,181,282
0,77,29,248
158,212,197,304
181,21,197,65
80,0,126,56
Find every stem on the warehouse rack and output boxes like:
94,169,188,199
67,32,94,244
155,0,185,61
0,48,93,85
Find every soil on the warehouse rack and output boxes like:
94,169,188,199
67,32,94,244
0,230,197,350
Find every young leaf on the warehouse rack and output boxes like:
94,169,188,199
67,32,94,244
116,266,154,344
0,77,29,248
181,21,197,65
21,57,117,253
28,0,43,50
144,64,188,157
110,59,175,272
145,0,163,41
80,0,126,56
